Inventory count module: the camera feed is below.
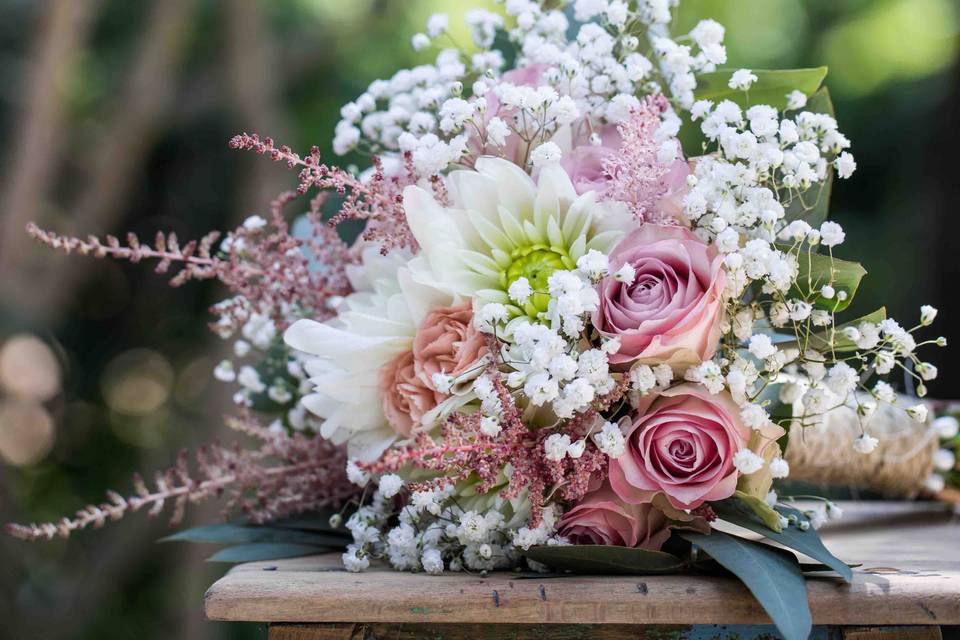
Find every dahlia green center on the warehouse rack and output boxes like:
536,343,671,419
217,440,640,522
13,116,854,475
499,244,575,317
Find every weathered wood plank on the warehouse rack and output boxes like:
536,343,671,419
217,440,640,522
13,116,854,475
204,502,960,626
267,622,691,640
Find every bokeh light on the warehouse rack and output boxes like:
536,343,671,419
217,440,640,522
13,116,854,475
0,399,55,467
0,334,62,402
100,349,174,416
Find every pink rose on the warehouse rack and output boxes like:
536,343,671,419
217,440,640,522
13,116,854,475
379,350,438,438
560,124,620,195
558,480,708,548
412,303,488,391
380,304,487,437
609,384,752,510
594,224,725,368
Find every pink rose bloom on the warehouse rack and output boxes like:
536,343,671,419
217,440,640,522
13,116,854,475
379,351,438,438
557,482,674,549
609,384,751,510
558,480,709,548
560,124,620,195
594,224,725,368
380,304,487,436
412,303,488,391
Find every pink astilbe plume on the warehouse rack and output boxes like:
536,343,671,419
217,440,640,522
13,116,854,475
28,187,353,333
229,133,434,255
6,414,358,541
600,95,674,222
361,357,630,527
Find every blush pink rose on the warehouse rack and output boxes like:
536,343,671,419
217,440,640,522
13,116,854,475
558,480,709,548
609,384,750,510
557,482,674,549
594,224,725,368
412,303,488,391
379,350,437,438
560,124,620,195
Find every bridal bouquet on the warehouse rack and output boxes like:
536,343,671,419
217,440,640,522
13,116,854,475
11,2,948,639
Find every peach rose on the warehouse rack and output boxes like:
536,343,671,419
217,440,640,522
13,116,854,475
412,303,488,392
558,480,708,548
379,350,438,438
609,384,762,510
594,224,725,368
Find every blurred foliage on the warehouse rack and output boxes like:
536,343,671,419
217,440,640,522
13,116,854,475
0,1,957,638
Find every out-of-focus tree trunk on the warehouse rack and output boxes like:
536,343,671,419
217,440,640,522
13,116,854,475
0,0,96,274
1,0,195,327
224,0,293,221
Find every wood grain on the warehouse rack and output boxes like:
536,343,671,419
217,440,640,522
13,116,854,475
204,502,960,626
267,623,691,640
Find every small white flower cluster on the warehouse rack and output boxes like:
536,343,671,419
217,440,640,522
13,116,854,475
335,1,726,165
343,480,544,574
477,265,622,421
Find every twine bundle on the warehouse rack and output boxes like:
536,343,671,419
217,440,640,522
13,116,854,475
785,399,939,497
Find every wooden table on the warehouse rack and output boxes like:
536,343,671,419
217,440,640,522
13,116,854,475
204,501,960,639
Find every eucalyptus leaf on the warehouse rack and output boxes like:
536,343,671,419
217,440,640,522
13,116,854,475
681,531,812,640
160,522,348,548
792,251,866,312
712,497,853,582
521,545,686,575
206,543,331,563
694,67,828,110
268,511,349,535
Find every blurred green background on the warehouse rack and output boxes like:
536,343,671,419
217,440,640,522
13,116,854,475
0,1,957,638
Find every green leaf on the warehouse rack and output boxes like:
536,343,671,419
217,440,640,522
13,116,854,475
694,67,828,110
731,490,783,532
792,250,866,312
712,497,853,582
206,543,331,563
782,87,837,228
521,545,686,575
160,523,348,547
681,531,812,640
806,307,887,353
268,510,349,534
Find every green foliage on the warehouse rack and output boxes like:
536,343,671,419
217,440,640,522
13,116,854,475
792,250,867,312
712,497,853,582
680,531,812,640
694,67,828,109
806,307,887,353
206,543,332,563
160,522,349,548
521,545,686,574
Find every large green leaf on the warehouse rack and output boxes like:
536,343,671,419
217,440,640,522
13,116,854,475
805,307,887,353
160,522,348,547
792,251,866,312
694,67,828,110
712,497,853,582
206,543,331,563
782,87,837,228
521,545,686,575
681,531,811,640
269,511,349,535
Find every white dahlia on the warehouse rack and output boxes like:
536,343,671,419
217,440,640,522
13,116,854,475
284,246,464,462
404,157,634,324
